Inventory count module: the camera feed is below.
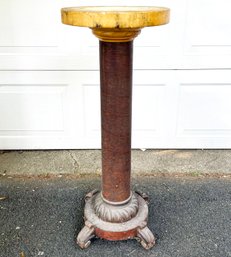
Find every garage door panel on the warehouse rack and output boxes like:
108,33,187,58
0,1,58,50
175,71,231,147
181,0,231,69
0,71,89,149
185,0,231,50
0,84,65,131
177,84,231,135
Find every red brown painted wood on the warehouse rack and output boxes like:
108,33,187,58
95,228,137,241
100,41,133,203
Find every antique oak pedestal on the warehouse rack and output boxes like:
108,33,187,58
61,6,170,250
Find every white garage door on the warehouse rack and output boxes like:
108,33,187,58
0,0,231,149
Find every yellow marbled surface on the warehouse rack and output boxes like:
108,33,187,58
61,6,170,42
61,6,170,29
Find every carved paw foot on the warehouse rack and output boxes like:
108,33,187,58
76,221,95,249
137,226,155,250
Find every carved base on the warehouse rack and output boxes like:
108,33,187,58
76,190,155,250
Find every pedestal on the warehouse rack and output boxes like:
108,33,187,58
77,39,154,249
61,6,170,250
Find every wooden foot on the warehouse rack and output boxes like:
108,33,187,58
137,226,155,250
76,221,95,249
76,190,155,249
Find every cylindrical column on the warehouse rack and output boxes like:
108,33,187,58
100,40,133,203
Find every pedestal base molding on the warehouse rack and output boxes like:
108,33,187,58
76,190,155,249
94,192,139,223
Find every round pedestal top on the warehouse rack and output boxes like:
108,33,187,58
61,6,170,29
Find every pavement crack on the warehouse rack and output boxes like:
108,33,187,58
67,151,79,172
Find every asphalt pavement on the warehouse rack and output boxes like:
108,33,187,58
0,176,230,257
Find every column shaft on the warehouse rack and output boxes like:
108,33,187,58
100,40,133,203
